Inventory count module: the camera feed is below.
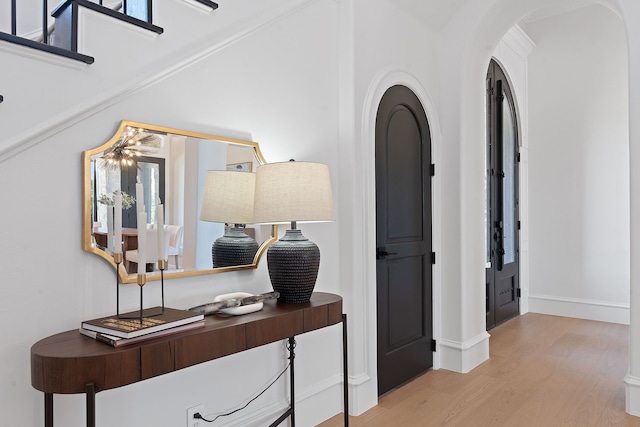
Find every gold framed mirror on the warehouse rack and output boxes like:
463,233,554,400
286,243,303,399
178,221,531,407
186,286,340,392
82,120,277,284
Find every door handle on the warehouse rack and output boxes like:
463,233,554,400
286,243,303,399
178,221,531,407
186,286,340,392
496,248,505,271
494,220,505,270
376,247,397,260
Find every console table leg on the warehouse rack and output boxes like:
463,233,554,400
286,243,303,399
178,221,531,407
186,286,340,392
288,336,296,427
86,383,96,427
45,393,53,427
267,336,297,427
342,313,349,427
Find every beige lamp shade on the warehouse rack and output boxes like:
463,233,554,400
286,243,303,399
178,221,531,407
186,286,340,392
200,170,256,224
253,161,334,224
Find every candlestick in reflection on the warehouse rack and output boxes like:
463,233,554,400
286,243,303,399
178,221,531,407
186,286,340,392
114,192,122,254
136,176,144,216
156,198,166,261
137,211,146,275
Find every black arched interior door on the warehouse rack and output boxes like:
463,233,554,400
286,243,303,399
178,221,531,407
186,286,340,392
375,85,433,396
486,59,520,330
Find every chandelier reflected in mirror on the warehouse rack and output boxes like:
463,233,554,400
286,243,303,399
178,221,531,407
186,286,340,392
102,126,162,169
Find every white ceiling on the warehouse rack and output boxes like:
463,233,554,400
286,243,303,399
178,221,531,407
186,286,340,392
521,0,594,23
388,0,470,32
387,0,597,32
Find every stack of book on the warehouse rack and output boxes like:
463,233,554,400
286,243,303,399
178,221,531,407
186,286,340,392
79,307,205,347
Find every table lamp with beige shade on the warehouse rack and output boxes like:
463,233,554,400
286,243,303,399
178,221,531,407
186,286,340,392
253,160,334,303
200,170,259,267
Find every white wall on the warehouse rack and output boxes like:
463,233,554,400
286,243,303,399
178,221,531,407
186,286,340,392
184,139,226,270
620,0,640,415
526,5,630,323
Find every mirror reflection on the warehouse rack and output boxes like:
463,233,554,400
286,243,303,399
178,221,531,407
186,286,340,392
82,121,277,284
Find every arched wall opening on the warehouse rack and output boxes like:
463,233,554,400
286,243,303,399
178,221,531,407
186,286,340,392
523,5,629,323
451,0,634,414
490,3,630,324
354,0,637,416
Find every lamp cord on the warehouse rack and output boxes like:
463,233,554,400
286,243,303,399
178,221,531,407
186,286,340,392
195,362,291,423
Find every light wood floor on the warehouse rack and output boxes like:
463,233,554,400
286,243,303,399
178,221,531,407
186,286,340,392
319,313,640,426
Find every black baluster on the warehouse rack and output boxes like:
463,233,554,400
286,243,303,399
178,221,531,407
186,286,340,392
42,0,48,44
11,0,17,35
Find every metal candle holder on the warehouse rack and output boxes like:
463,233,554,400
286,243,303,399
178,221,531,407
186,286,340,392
113,253,165,323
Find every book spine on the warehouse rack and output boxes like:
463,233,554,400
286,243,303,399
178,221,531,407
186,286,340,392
94,332,119,347
79,328,119,347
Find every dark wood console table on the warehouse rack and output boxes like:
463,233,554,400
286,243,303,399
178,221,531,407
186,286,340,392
31,292,348,427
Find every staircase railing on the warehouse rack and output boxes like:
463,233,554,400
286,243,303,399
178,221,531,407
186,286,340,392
7,1,121,44
0,0,164,63
1,0,217,103
2,0,218,62
33,2,124,43
52,0,164,55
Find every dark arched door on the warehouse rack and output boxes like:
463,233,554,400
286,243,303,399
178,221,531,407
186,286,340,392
375,85,433,395
486,59,520,330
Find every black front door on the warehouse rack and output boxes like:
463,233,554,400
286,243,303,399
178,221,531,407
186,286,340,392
486,60,520,330
375,85,433,396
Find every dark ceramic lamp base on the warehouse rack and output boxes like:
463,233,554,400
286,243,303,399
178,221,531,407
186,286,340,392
211,227,259,268
267,229,320,303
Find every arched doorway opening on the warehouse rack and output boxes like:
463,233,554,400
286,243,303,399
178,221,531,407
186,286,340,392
464,0,631,413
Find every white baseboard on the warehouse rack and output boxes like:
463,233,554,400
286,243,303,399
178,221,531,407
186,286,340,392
625,371,640,416
223,373,344,427
346,372,377,416
528,293,629,324
295,374,345,426
438,331,490,373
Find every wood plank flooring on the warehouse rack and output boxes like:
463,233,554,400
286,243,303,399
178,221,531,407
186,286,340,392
319,313,640,426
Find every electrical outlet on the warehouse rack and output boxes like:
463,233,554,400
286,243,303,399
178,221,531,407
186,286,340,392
187,404,205,427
